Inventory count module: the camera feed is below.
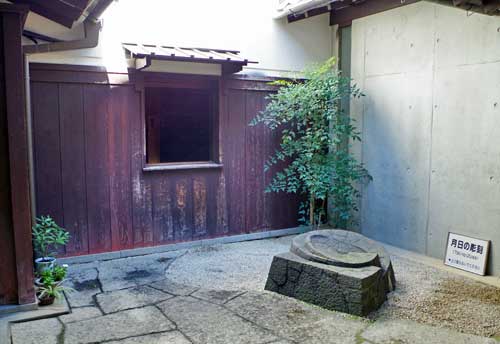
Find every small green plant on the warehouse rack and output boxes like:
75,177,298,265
250,58,370,229
52,265,68,281
32,216,69,259
39,268,56,286
39,264,68,284
37,282,73,300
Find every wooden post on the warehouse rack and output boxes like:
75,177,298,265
0,3,35,305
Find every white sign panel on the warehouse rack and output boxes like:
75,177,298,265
444,232,490,276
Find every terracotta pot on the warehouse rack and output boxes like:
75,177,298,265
38,295,55,306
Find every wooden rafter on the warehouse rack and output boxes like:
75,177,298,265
286,0,500,24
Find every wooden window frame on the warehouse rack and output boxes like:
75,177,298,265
136,72,222,172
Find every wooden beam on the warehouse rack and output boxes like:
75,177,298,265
330,0,421,26
10,0,88,28
288,5,331,23
0,4,35,305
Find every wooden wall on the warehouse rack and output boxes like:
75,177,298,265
30,64,299,257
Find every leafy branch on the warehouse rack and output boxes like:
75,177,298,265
250,57,371,229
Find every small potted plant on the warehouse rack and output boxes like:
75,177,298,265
37,281,72,306
35,264,68,288
35,268,54,288
32,216,70,275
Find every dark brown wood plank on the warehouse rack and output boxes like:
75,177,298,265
29,69,131,86
245,91,268,232
203,170,220,238
267,120,301,230
215,171,229,236
223,89,247,234
31,82,64,227
129,87,153,246
83,84,112,254
193,176,208,239
172,175,193,241
11,0,87,27
59,83,88,255
152,174,174,244
108,86,133,250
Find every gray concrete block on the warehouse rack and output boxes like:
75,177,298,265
64,306,174,343
106,331,192,344
149,279,199,296
10,318,62,344
191,289,243,305
59,306,102,324
226,291,367,344
96,285,173,314
158,296,278,344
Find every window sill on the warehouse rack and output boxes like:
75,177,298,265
143,162,223,172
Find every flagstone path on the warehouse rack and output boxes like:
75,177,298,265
9,237,499,344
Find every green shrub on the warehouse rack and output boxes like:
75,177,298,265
250,58,370,229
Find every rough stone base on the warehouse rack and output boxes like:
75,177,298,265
265,252,393,316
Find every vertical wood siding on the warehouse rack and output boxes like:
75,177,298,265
30,64,299,257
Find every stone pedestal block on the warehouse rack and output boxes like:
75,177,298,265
265,230,396,316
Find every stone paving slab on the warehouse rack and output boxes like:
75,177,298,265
106,331,192,344
150,279,199,296
361,319,498,344
191,288,244,305
66,268,101,308
64,306,175,343
9,237,500,344
226,291,368,344
10,318,62,344
98,259,170,292
96,285,173,314
59,306,102,323
158,296,280,344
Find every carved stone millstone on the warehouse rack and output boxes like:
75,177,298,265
265,229,396,316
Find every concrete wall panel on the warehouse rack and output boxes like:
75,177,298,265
361,71,433,252
434,5,500,68
363,2,435,77
351,1,500,275
428,63,500,275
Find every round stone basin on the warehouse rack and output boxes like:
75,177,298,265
291,230,385,268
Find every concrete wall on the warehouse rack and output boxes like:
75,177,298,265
351,1,500,276
23,0,334,75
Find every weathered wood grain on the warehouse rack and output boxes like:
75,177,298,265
59,83,88,255
83,84,112,253
30,64,298,257
108,86,133,250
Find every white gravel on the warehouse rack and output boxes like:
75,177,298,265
166,236,293,291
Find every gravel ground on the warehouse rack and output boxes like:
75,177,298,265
371,254,500,338
166,236,293,291
166,235,500,339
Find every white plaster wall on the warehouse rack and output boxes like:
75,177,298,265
351,1,500,276
24,0,334,75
